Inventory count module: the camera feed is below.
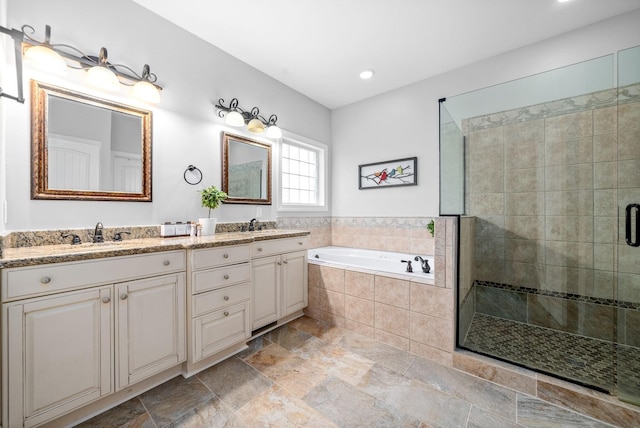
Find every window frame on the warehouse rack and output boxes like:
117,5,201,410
277,132,328,212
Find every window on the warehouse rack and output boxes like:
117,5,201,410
279,136,326,210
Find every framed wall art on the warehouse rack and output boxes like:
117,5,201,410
358,157,417,189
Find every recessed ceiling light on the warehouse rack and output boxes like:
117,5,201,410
360,69,375,80
557,0,571,3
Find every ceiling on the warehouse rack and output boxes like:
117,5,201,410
131,0,640,109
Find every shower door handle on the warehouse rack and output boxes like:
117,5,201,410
626,203,640,247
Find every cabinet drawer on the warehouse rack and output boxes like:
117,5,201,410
251,236,309,258
193,302,249,362
2,251,186,301
191,245,250,270
192,263,251,294
193,282,251,317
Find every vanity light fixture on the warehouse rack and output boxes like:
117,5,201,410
215,98,282,139
0,23,162,104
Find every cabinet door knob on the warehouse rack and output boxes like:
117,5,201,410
298,241,303,245
224,311,229,317
223,253,229,258
120,294,128,300
277,262,282,265
224,296,230,301
224,274,230,280
257,247,263,252
163,260,170,266
283,260,288,264
102,296,111,304
40,276,51,284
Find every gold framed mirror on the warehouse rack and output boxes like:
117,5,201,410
31,80,152,201
222,132,272,205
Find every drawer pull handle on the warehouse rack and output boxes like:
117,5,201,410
223,253,229,258
224,295,230,301
277,262,282,265
40,276,51,284
283,260,288,264
163,260,170,266
298,241,303,245
224,274,230,280
102,297,111,304
257,247,263,252
120,294,128,300
224,311,229,317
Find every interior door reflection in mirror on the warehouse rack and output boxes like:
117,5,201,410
222,133,272,205
31,81,152,201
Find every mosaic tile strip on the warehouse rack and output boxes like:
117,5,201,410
463,82,640,132
474,280,640,311
332,216,434,230
276,217,331,228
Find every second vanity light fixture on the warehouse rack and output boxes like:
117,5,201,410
215,98,282,139
2,23,162,104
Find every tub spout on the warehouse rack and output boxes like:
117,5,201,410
414,256,431,273
401,259,413,273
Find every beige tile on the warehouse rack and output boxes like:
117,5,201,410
374,329,410,351
544,266,594,296
320,310,346,328
344,295,374,326
308,285,326,312
317,266,345,292
374,302,410,338
593,189,617,216
409,341,453,366
324,289,346,317
617,273,640,303
505,192,544,216
593,134,617,162
344,270,374,300
374,276,410,308
475,258,505,283
593,161,617,189
618,129,640,160
469,126,504,146
410,283,454,320
504,239,542,264
469,194,505,217
504,119,544,145
308,264,321,288
545,137,593,166
505,168,543,193
593,244,614,272
618,159,640,188
545,111,593,141
503,261,544,289
545,190,593,216
618,101,640,133
545,164,593,191
592,270,615,300
545,215,593,242
409,312,454,351
618,244,640,275
505,216,544,240
505,143,545,170
468,142,504,172
344,319,375,339
545,241,593,269
593,106,617,135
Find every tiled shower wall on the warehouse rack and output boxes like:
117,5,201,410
463,83,640,305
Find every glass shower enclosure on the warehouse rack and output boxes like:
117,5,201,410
440,46,640,404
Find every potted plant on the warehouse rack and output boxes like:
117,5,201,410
198,185,227,235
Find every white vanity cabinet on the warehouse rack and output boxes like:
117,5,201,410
251,237,309,330
187,245,251,370
1,251,186,428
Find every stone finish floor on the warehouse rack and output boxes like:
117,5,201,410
77,316,617,428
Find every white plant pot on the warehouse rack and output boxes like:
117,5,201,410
198,218,217,236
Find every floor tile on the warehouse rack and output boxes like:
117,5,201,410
516,393,615,427
196,356,273,411
405,356,518,421
75,398,148,428
356,364,471,427
139,376,213,427
335,330,416,374
287,315,349,343
303,375,423,427
235,384,338,428
466,405,523,428
244,343,328,397
163,396,245,428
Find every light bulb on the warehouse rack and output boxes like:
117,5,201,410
86,65,120,92
360,69,375,80
24,45,67,75
266,125,282,139
225,111,245,127
133,80,160,104
247,118,265,133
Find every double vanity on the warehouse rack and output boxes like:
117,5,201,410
0,230,309,427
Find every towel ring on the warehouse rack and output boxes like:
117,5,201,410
184,165,203,185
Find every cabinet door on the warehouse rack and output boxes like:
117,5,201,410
251,256,280,329
116,274,186,390
282,250,308,317
193,302,250,361
5,287,112,428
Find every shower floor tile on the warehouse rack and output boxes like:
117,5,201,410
463,313,640,394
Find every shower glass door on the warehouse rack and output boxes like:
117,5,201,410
616,45,640,405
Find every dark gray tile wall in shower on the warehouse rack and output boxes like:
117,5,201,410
476,285,527,323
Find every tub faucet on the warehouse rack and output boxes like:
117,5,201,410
248,218,257,232
414,256,431,273
93,222,104,243
401,259,413,273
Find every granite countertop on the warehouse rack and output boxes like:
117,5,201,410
0,229,310,269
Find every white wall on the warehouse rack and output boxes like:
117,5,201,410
2,0,331,231
331,9,640,218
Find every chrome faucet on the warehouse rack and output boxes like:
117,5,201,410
248,218,257,232
414,256,431,273
93,222,104,243
401,259,413,273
